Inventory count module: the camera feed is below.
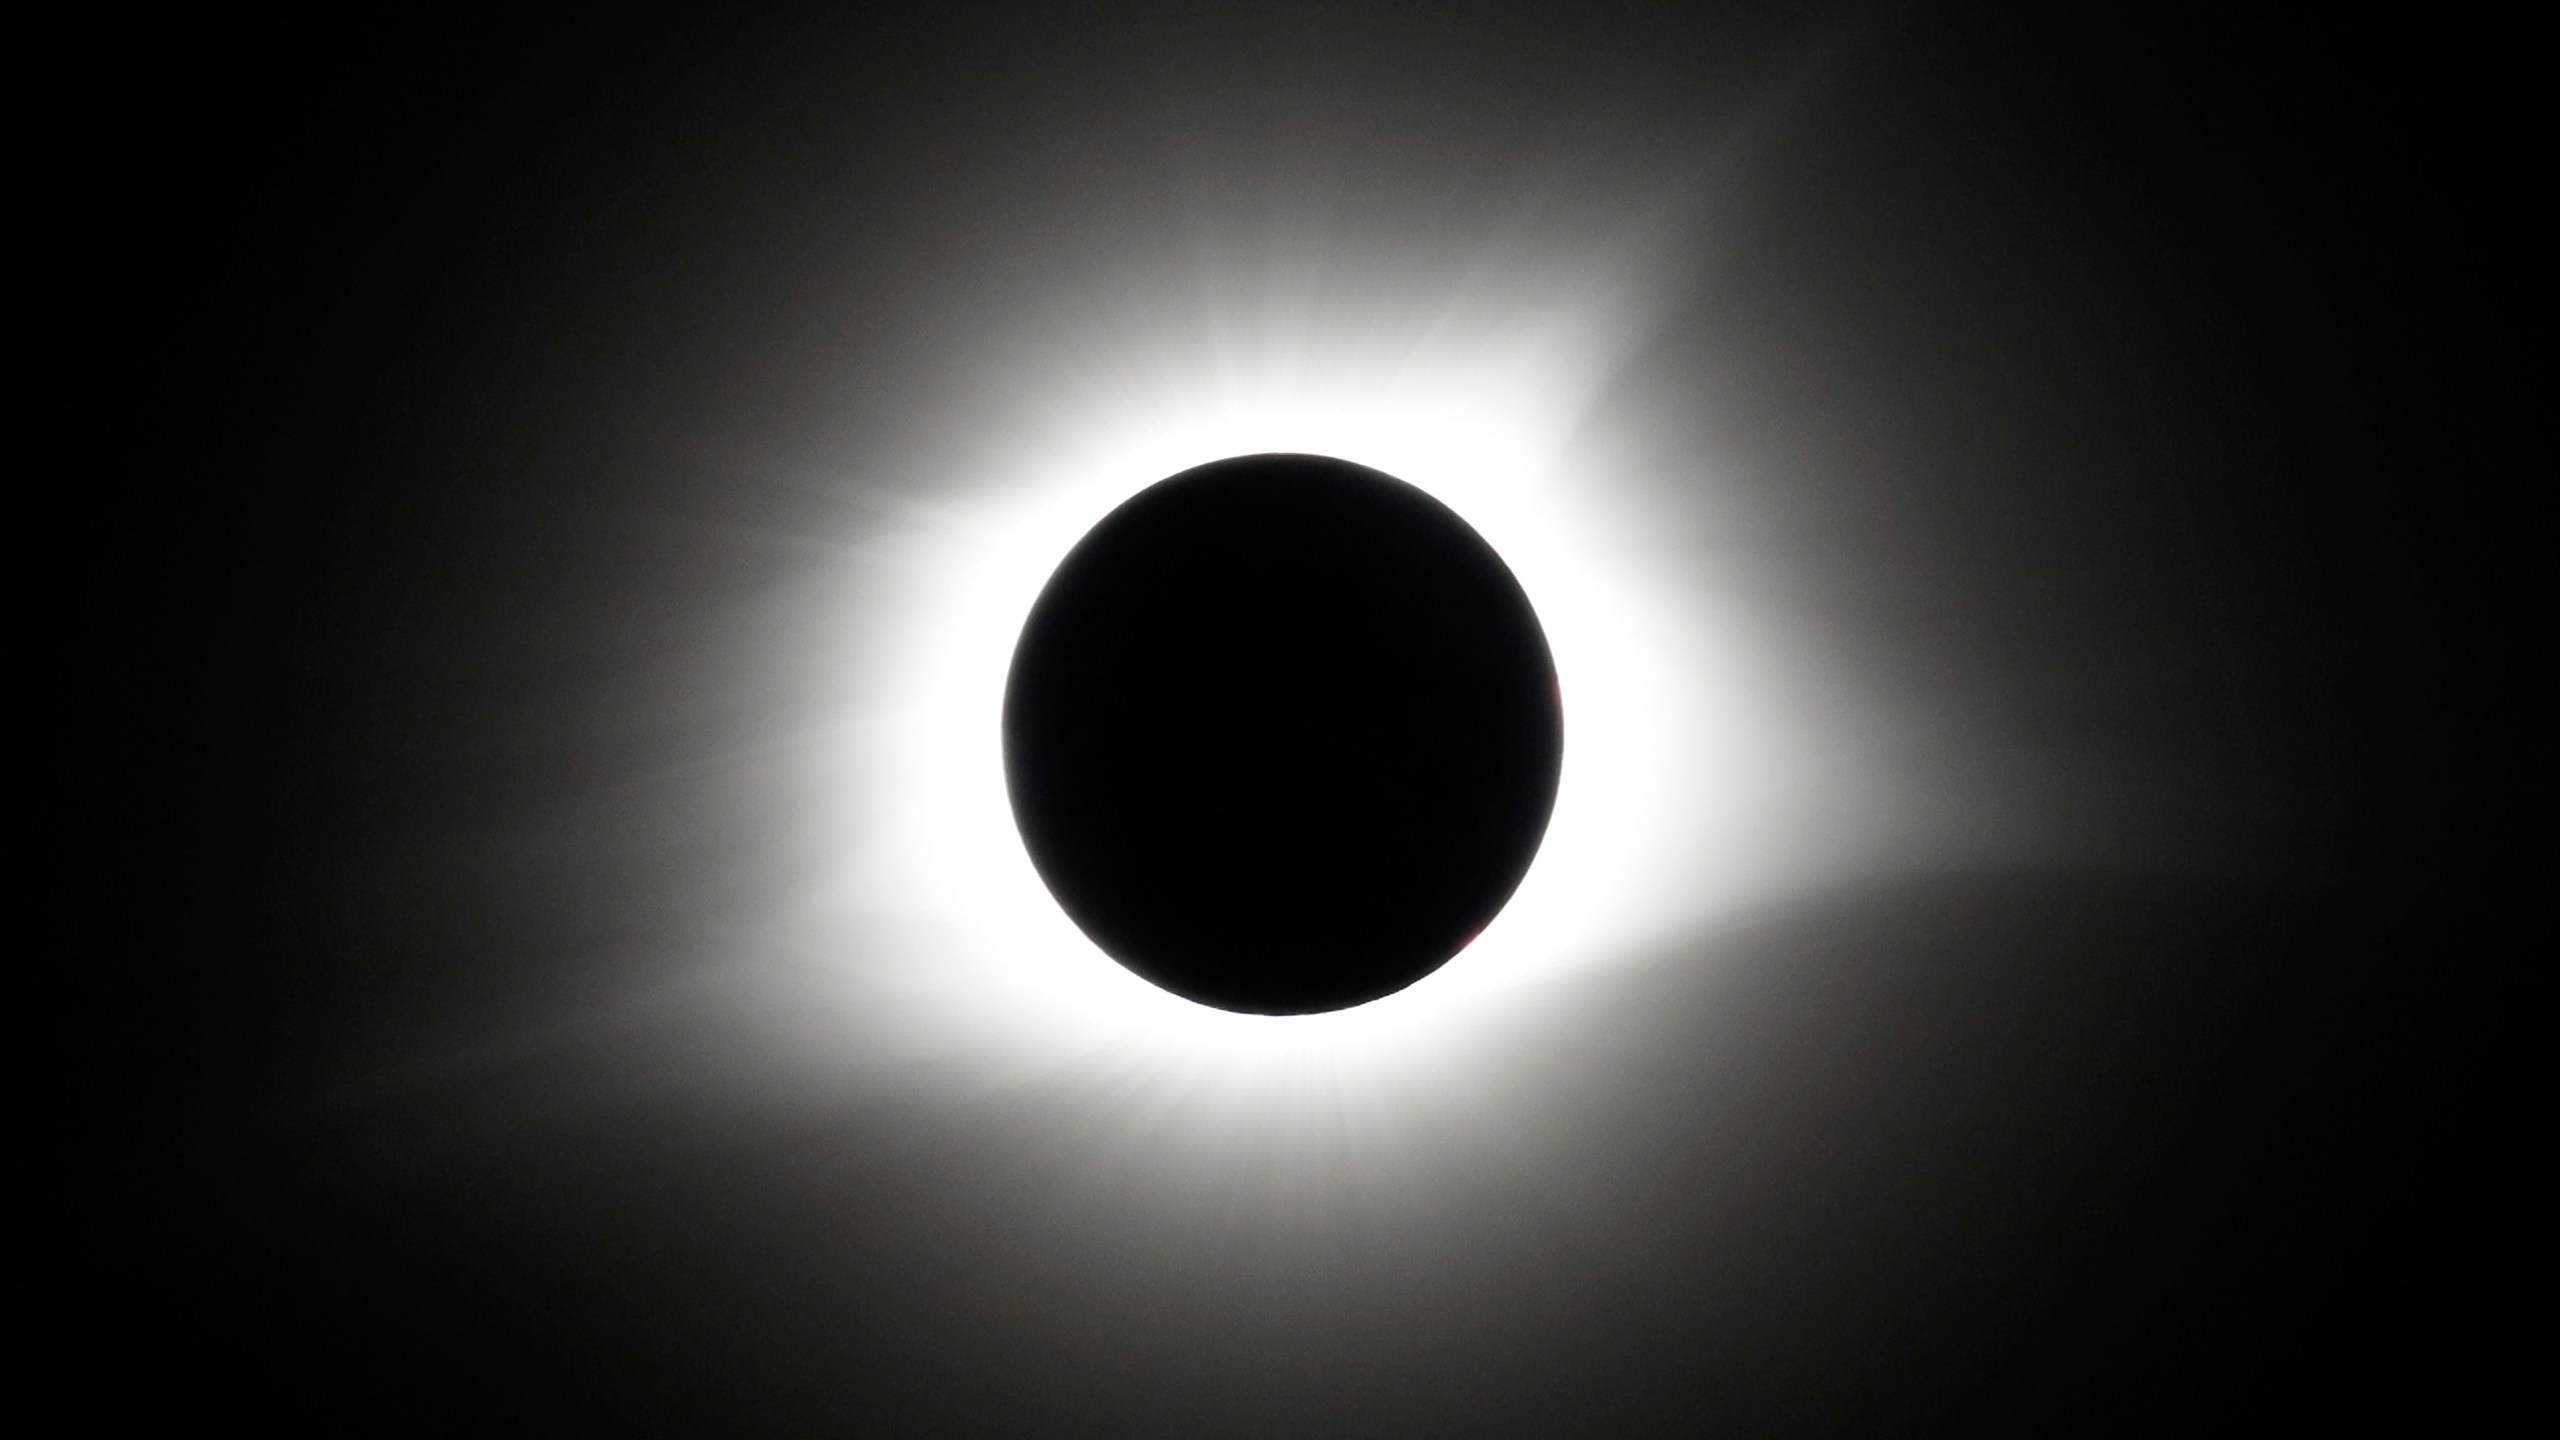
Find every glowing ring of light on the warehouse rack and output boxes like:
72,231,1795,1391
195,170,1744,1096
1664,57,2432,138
800,273,1815,1102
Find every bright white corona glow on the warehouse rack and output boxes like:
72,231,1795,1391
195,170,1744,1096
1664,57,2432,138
779,237,1853,1132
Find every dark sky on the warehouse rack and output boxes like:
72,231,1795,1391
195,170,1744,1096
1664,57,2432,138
103,5,2494,1432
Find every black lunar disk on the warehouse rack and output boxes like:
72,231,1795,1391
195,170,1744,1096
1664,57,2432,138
1003,453,1563,1014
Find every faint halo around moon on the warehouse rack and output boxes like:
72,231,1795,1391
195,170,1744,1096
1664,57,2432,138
1002,453,1564,1014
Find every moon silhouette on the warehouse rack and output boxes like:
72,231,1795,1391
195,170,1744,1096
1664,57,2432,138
1003,453,1564,1013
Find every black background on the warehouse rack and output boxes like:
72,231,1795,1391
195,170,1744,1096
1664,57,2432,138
93,4,2500,1432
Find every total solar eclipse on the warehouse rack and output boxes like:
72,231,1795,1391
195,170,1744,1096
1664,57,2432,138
1003,454,1565,1014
